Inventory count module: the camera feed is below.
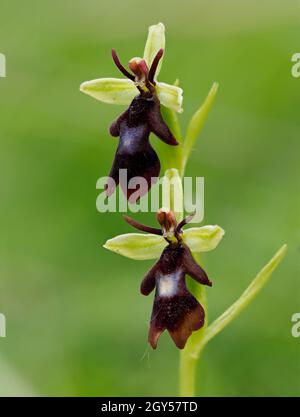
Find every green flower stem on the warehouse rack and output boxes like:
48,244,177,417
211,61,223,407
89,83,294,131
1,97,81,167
179,348,199,397
179,255,207,397
179,244,287,396
179,274,206,396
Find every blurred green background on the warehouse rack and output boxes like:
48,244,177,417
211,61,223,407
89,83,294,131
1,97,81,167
0,0,299,396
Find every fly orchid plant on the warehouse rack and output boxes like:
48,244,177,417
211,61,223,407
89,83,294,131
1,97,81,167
80,23,287,397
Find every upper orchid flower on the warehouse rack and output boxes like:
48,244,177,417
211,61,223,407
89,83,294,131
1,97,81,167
80,23,183,112
80,23,183,202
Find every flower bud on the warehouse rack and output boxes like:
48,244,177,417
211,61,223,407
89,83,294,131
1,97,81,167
128,57,149,81
156,209,177,238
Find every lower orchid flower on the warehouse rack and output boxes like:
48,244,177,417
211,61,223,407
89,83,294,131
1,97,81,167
104,209,224,349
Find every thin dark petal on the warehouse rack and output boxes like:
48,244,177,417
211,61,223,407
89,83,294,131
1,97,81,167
111,49,135,81
183,245,212,287
147,99,179,146
148,48,164,84
140,261,160,296
123,215,162,236
175,213,195,234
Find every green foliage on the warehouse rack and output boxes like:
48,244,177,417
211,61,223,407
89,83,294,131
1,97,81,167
183,82,219,171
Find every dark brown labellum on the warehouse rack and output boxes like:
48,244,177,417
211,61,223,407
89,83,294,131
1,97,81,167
105,50,179,203
141,243,212,349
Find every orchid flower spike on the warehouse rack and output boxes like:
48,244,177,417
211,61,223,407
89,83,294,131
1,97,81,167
123,210,213,349
80,23,183,202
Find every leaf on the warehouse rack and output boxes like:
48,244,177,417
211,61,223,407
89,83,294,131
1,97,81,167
80,78,136,105
183,226,225,252
103,233,167,260
143,22,165,77
183,82,219,166
197,244,288,353
156,82,183,113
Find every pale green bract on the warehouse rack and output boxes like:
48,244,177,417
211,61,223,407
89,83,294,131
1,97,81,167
183,226,225,252
143,22,165,77
79,23,183,113
80,78,137,105
103,233,167,260
156,82,183,113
